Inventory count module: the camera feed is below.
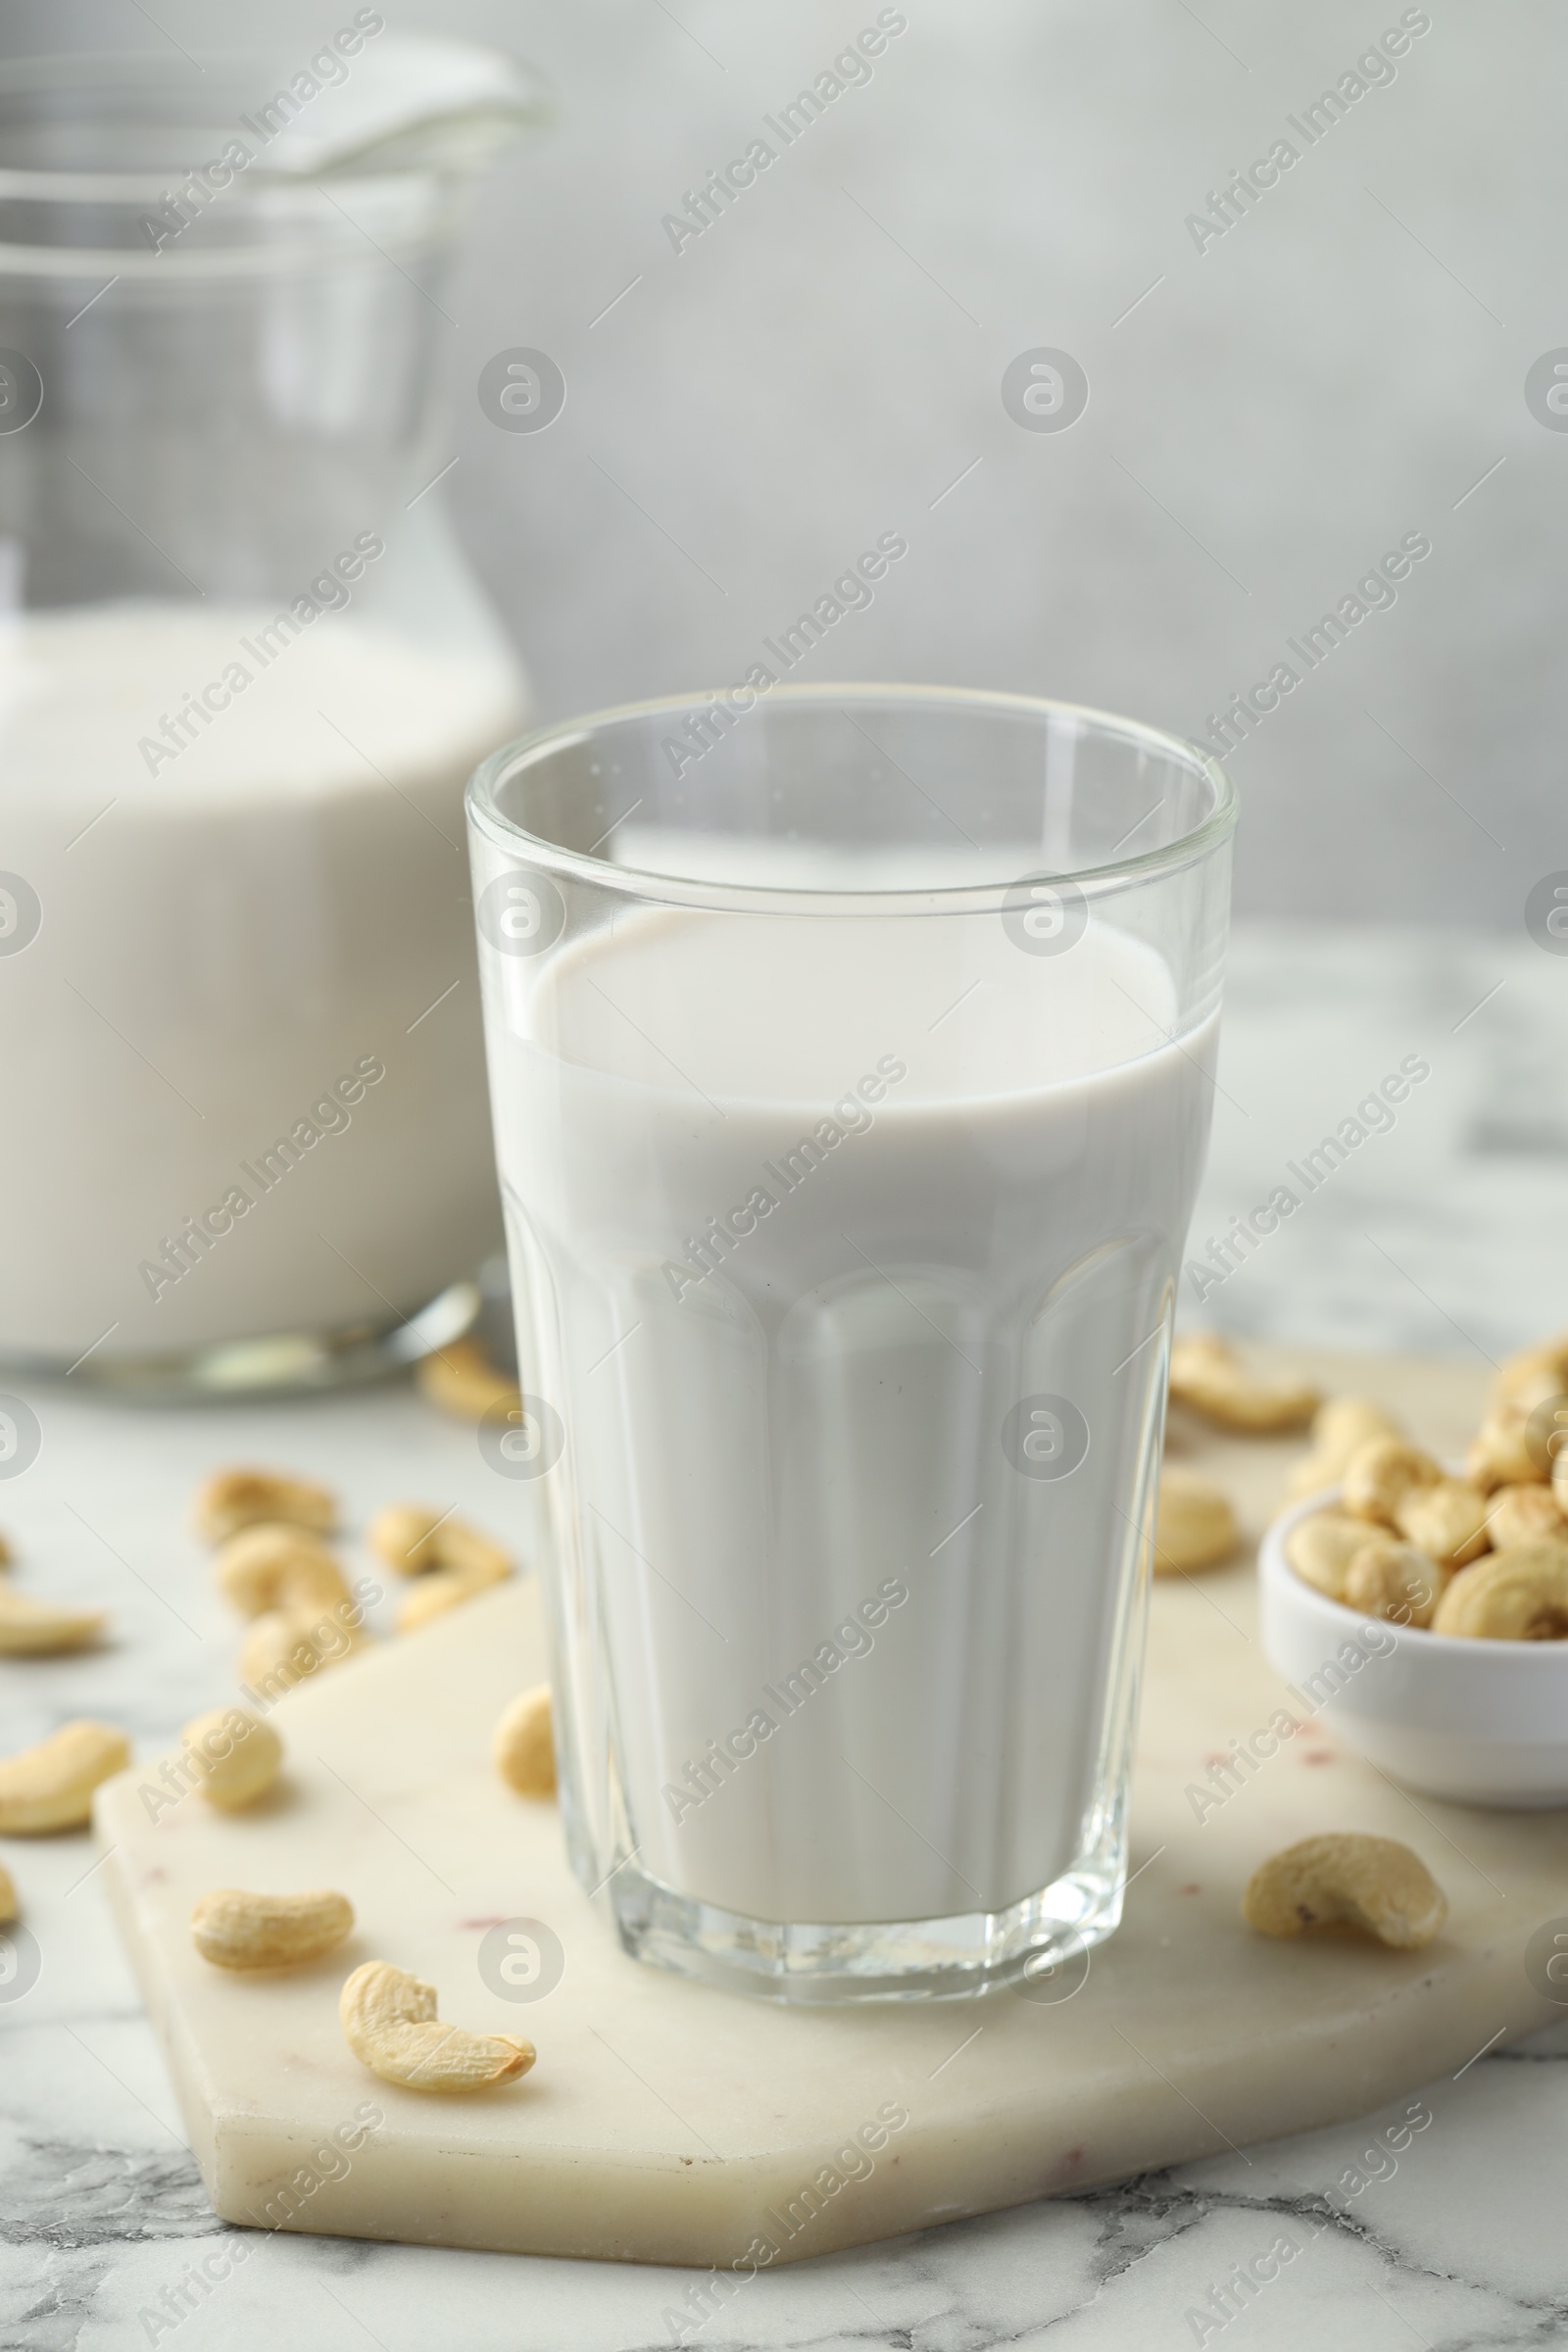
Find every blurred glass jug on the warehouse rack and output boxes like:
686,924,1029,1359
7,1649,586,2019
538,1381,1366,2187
0,34,542,1396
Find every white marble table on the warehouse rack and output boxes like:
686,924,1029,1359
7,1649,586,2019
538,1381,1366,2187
4,920,1567,2351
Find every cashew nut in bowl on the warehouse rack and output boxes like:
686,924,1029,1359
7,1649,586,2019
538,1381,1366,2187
1343,1535,1444,1629
1466,1407,1545,1492
1341,1437,1443,1527
1281,1511,1368,1602
1392,1478,1490,1574
1432,1544,1568,1642
1243,1834,1446,1948
1485,1484,1567,1552
1285,1395,1406,1499
1492,1332,1568,1411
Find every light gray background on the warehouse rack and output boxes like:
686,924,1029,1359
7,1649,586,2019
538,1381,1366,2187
4,0,1560,930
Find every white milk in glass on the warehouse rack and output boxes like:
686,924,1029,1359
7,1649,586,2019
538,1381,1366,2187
490,901,1215,1927
0,602,522,1363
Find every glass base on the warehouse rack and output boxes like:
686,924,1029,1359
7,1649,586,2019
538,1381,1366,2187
0,1276,483,1405
605,1837,1126,2005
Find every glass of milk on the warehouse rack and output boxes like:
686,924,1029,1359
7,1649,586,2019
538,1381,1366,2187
0,44,541,1395
468,687,1237,2000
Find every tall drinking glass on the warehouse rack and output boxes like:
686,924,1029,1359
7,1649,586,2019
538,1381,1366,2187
467,686,1236,2001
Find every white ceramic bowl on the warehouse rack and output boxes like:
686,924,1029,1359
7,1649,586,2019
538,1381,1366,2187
1259,1489,1568,1808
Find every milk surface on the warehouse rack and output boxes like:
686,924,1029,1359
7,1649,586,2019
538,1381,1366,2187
490,901,1217,1925
0,603,523,1361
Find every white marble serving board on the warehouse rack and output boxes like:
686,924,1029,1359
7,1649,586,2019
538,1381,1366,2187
93,1348,1568,2269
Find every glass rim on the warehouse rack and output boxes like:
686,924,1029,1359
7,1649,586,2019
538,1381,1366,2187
0,47,548,259
466,681,1239,917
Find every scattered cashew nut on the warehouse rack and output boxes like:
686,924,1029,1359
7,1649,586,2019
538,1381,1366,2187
368,1503,446,1575
1243,1834,1446,1948
0,1585,107,1655
1153,1468,1237,1574
0,1862,16,1924
0,1720,130,1834
1432,1544,1568,1641
214,1524,351,1620
193,1467,337,1546
1343,1535,1444,1629
369,1504,512,1585
240,1605,368,1694
415,1341,520,1426
179,1707,283,1810
340,1959,535,2090
493,1686,556,1796
1341,1437,1443,1527
191,1887,354,1971
395,1554,510,1633
1169,1332,1320,1433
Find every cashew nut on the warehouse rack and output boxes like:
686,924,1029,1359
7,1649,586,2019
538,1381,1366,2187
0,1720,130,1834
0,1862,16,1923
1343,1534,1444,1628
493,1686,556,1796
1492,1333,1568,1411
213,1524,351,1620
436,1518,513,1583
415,1340,520,1426
368,1503,446,1574
1152,1467,1237,1574
1486,1483,1566,1552
1466,1408,1544,1493
1432,1544,1568,1641
1243,1834,1446,1948
1169,1332,1319,1433
0,1529,11,1566
240,1604,368,1695
1553,1447,1568,1521
193,1467,337,1546
369,1504,512,1586
0,1585,107,1655
1283,1510,1379,1602
395,1554,510,1633
1285,1396,1406,1499
339,1959,535,2090
1341,1437,1443,1526
191,1887,354,1971
1392,1477,1490,1574
179,1707,283,1811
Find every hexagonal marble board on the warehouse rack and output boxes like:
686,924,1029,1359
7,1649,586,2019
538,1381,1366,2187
96,1348,1568,2267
